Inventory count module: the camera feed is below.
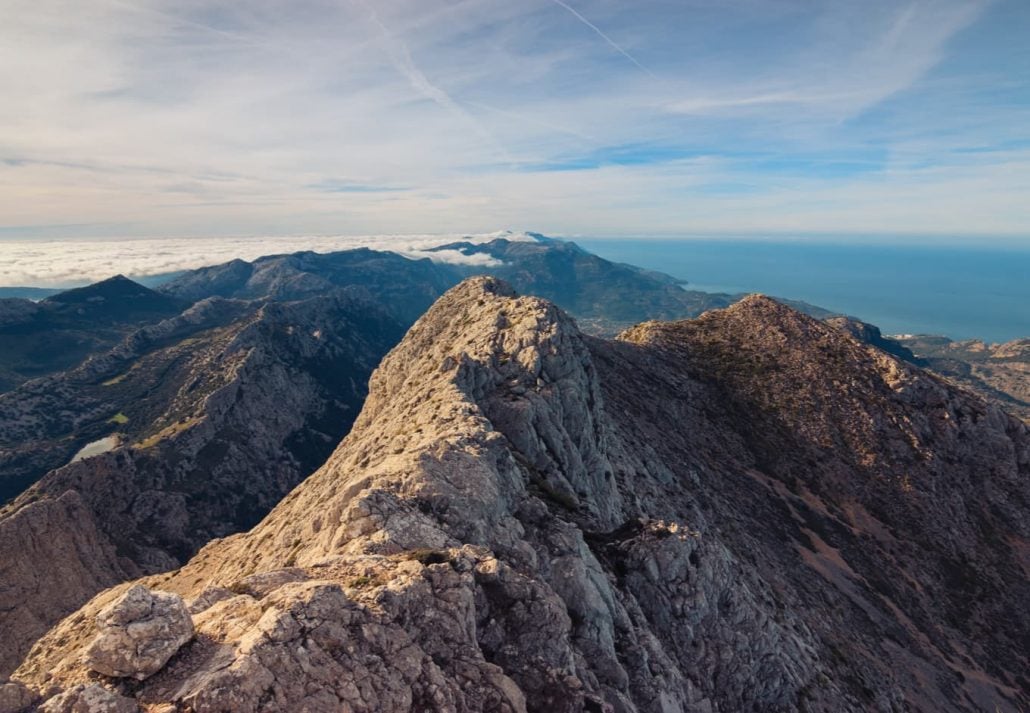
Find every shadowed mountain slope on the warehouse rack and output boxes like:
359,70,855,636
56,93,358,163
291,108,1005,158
0,276,187,392
13,278,1027,712
0,290,405,677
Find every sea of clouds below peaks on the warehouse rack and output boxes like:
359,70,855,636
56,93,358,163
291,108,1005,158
0,232,534,287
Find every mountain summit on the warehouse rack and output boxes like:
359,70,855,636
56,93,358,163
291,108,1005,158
9,278,1029,712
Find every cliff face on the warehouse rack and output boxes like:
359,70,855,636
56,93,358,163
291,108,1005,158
0,291,404,678
12,278,1029,712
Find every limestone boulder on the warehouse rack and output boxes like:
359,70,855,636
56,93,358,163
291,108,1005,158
84,586,193,680
0,680,37,713
38,685,138,713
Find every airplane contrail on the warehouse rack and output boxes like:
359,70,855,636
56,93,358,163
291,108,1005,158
357,1,513,163
549,0,657,79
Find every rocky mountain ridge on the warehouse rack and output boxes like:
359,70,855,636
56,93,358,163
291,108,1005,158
0,277,187,393
0,290,405,677
10,278,1027,712
154,239,834,339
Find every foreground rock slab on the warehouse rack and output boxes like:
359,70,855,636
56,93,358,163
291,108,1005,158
38,684,138,713
85,585,193,680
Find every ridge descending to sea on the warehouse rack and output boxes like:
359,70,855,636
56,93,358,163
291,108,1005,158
578,238,1030,343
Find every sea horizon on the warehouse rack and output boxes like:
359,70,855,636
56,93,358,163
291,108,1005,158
2,231,1027,343
579,237,1030,343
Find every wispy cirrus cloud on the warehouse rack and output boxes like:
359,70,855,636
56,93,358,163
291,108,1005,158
547,0,657,79
0,0,1025,243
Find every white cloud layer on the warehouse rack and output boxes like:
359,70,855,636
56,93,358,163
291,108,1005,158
0,231,531,287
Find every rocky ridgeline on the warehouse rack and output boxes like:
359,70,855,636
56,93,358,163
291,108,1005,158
0,296,254,493
5,278,1029,712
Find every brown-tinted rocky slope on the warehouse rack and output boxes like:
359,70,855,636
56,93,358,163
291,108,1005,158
10,278,1029,712
0,291,403,678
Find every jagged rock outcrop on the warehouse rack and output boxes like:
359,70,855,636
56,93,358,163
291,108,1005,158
11,278,1029,712
85,585,193,680
0,291,404,677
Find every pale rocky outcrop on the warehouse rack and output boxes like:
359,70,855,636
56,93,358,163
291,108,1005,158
84,585,193,680
0,491,134,681
37,685,138,713
12,278,1030,712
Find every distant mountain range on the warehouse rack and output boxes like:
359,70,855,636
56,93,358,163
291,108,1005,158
0,276,187,391
425,236,834,329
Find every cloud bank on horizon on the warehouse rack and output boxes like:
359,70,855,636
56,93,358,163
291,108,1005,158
0,231,528,287
1,0,1028,239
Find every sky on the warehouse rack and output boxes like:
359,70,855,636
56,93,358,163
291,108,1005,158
1,0,1029,241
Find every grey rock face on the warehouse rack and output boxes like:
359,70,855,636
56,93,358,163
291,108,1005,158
85,585,193,680
0,680,37,713
11,278,1030,712
0,491,133,681
37,685,138,713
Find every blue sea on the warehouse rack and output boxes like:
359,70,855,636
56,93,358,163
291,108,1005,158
576,239,1030,343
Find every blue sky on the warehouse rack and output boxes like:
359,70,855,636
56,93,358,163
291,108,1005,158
1,0,1028,239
